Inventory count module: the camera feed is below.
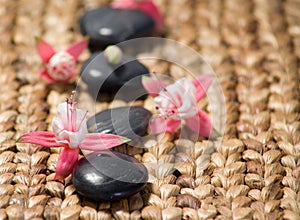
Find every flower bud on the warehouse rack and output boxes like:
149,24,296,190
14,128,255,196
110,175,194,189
104,45,123,65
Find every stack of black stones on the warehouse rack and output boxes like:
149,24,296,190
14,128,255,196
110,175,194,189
72,1,163,201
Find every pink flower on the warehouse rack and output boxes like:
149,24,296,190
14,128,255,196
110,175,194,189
142,74,218,138
19,92,129,180
35,37,87,83
111,0,164,32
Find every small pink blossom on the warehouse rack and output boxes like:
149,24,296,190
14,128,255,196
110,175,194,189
19,92,129,180
111,0,164,32
36,38,87,83
142,74,218,138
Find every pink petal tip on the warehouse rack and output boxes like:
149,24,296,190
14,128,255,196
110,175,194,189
35,37,56,64
79,133,130,151
192,74,215,102
142,75,166,97
19,131,63,148
66,39,88,62
54,147,79,180
185,110,215,138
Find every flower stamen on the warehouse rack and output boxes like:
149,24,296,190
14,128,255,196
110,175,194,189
77,111,88,132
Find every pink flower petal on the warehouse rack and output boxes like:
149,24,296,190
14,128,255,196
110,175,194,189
111,0,164,32
142,75,166,97
160,78,197,119
35,37,56,64
66,39,87,62
149,116,166,134
79,133,130,151
54,147,78,180
19,131,63,148
185,110,214,138
149,117,180,134
166,118,181,133
192,74,215,102
39,69,56,83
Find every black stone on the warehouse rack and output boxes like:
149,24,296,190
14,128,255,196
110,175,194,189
87,106,151,140
80,52,149,101
73,150,148,201
79,6,155,50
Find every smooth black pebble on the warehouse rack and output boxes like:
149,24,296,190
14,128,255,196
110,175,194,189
79,6,155,50
87,106,151,140
73,150,148,201
80,52,149,101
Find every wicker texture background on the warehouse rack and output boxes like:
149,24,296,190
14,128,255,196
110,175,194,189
0,0,299,219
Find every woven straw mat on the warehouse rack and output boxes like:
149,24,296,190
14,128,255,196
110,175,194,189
0,0,299,219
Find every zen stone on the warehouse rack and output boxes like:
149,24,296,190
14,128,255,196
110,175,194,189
72,150,148,201
80,52,149,101
87,106,151,140
79,6,155,50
